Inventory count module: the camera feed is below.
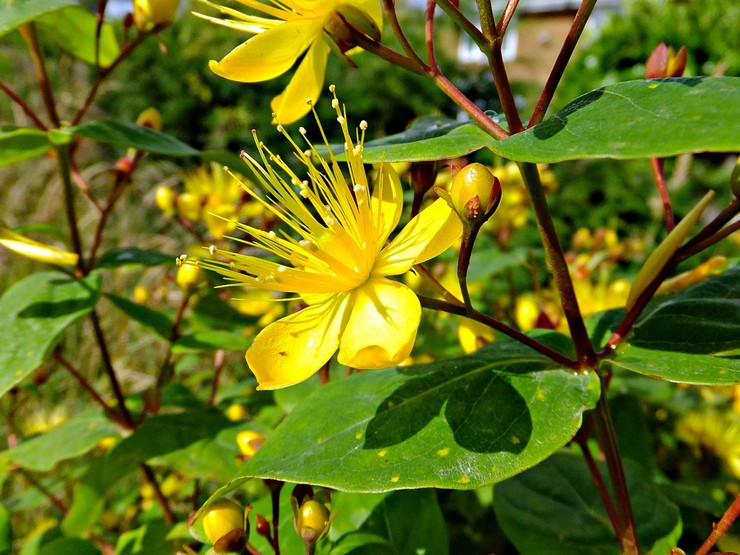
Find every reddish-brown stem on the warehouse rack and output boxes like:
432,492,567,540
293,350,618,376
0,79,48,130
677,218,740,261
19,24,61,128
208,350,226,406
140,463,176,525
380,0,426,70
53,350,126,426
414,264,466,306
56,145,85,275
518,162,595,366
435,0,487,47
425,0,438,69
575,433,622,540
695,494,740,555
592,379,640,555
270,483,284,555
418,295,579,369
529,0,597,126
346,31,427,77
90,309,135,429
497,0,521,36
70,160,103,211
17,468,68,514
94,0,109,69
680,197,739,255
72,33,146,125
650,158,675,232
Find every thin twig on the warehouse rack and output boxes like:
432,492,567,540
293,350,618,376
16,468,68,514
56,144,85,275
695,494,740,555
380,0,427,70
19,24,60,128
650,158,675,232
497,0,521,36
208,350,226,406
140,463,176,525
529,0,597,126
435,0,487,48
575,433,621,540
0,79,48,130
425,0,438,69
418,295,579,369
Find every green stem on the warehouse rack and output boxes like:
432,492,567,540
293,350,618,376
518,162,595,366
529,0,597,126
591,376,640,555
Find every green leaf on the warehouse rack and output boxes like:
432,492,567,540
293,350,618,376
0,0,77,37
9,411,120,472
609,264,740,384
95,247,174,269
116,520,172,555
224,337,599,492
329,533,391,555
104,293,174,339
38,538,101,555
0,127,50,167
70,121,199,156
358,77,739,164
0,271,101,398
0,504,11,555
494,452,682,555
36,5,120,67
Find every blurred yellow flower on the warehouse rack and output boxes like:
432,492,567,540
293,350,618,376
0,222,78,266
198,89,461,389
196,0,382,123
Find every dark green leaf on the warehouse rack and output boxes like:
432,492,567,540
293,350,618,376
609,265,740,384
37,5,119,67
94,247,174,269
9,411,120,472
38,538,101,555
70,121,199,156
0,271,101,398
329,533,392,555
221,337,599,492
494,453,682,555
104,293,173,339
0,127,50,167
359,78,739,163
0,0,77,37
116,520,172,555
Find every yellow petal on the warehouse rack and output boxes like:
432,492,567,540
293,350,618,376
370,162,403,249
271,38,330,124
338,278,420,369
0,223,78,266
374,198,462,276
246,294,349,389
208,19,321,83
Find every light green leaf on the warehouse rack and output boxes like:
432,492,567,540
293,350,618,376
0,0,77,37
358,78,739,164
214,337,599,493
172,330,250,353
0,504,11,555
104,293,174,339
494,453,682,555
0,271,100,398
116,520,172,555
0,127,50,167
70,121,199,156
9,411,120,472
37,5,120,67
610,264,740,384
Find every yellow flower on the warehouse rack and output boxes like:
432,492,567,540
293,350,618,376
0,222,78,266
199,89,461,389
195,0,382,123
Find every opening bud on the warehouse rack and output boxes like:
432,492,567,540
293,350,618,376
645,43,687,79
236,430,266,459
447,163,502,227
202,498,247,546
136,107,163,131
323,5,381,62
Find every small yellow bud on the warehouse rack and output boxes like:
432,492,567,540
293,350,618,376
133,0,179,31
295,500,330,544
202,499,245,544
133,285,149,304
236,430,266,458
136,107,162,131
225,403,247,422
155,186,176,216
176,262,202,291
449,163,501,225
176,192,202,221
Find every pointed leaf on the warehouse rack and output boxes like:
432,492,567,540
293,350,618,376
220,337,599,492
0,271,101,398
0,0,77,37
609,264,740,384
358,77,740,164
0,127,50,167
70,121,199,156
9,411,120,472
494,453,682,555
94,247,174,269
0,504,10,555
104,293,174,339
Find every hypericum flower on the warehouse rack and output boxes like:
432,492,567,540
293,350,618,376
195,88,461,389
195,0,382,123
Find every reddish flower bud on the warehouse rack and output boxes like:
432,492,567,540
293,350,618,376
646,43,687,78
